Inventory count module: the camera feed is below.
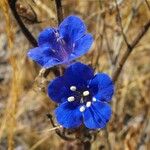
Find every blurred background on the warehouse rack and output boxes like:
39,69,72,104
0,0,150,149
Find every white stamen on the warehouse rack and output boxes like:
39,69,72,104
79,106,86,112
70,86,76,91
83,90,90,96
67,96,75,102
92,97,96,102
86,101,92,107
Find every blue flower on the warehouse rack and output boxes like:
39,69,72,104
47,62,114,129
27,16,93,68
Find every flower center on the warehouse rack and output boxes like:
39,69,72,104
67,85,96,112
52,29,69,61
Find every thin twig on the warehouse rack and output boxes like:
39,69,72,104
47,113,75,141
93,10,103,67
145,0,150,10
105,127,112,150
55,0,63,24
112,20,150,82
95,0,113,68
112,0,144,66
114,0,130,47
55,129,75,141
99,0,103,9
8,0,37,47
136,105,149,150
103,27,114,64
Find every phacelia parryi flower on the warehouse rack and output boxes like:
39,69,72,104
48,62,114,129
27,16,93,68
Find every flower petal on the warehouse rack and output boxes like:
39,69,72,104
38,28,55,46
55,102,82,128
59,16,86,43
27,45,60,68
47,76,71,103
83,101,112,129
89,73,114,102
69,33,93,60
38,28,71,61
64,62,94,88
43,59,61,68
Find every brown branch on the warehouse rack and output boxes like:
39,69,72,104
8,0,37,47
112,20,150,82
55,0,63,24
112,0,144,66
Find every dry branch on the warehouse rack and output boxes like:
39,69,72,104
112,20,150,82
8,0,37,47
55,0,63,24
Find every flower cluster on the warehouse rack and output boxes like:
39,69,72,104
27,15,114,129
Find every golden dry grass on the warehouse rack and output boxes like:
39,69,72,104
0,0,150,150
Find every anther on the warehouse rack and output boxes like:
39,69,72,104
83,90,90,96
79,106,86,112
92,97,96,102
70,86,76,91
67,96,75,102
86,101,92,107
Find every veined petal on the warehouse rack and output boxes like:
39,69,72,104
55,102,82,128
64,62,94,88
27,45,59,67
38,27,71,61
47,76,71,103
69,34,93,60
38,28,55,46
59,15,86,43
89,73,114,102
43,59,61,68
83,101,112,129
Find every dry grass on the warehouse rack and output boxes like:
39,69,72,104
0,0,150,149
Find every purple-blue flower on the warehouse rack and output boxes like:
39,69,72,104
27,16,93,68
47,62,114,129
